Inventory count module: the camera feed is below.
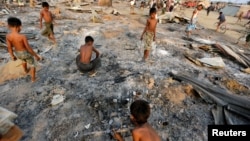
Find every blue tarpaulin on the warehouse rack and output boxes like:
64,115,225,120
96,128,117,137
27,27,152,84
220,5,240,17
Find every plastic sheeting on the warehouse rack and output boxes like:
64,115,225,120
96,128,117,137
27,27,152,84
220,5,240,17
170,73,250,125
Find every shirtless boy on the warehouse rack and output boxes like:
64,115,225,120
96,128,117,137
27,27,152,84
141,7,157,62
236,11,244,23
40,2,56,44
76,36,101,76
113,100,161,141
6,17,41,82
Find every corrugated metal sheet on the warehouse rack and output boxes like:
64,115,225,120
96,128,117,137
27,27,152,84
220,5,240,16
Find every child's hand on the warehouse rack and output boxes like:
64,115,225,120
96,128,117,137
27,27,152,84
11,56,17,61
35,56,41,61
112,130,124,141
53,21,57,25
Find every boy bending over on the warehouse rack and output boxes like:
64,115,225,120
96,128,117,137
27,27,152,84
113,100,161,141
76,36,101,76
6,17,41,82
141,7,157,62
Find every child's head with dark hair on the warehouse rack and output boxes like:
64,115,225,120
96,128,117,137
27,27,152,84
7,17,22,28
42,2,49,8
197,4,203,10
149,7,157,15
219,12,223,15
130,100,150,125
85,36,94,43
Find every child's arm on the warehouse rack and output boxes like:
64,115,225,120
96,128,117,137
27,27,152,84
153,22,157,41
141,19,149,40
113,132,125,141
190,10,196,23
51,11,56,25
6,36,16,61
23,36,40,61
39,11,43,29
92,47,100,58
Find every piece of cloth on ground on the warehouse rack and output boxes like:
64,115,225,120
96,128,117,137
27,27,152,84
15,51,35,66
41,22,54,37
143,31,154,51
76,55,101,73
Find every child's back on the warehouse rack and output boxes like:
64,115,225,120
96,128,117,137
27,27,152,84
132,123,161,141
7,32,28,51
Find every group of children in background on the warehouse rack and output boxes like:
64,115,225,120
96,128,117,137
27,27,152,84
2,1,249,140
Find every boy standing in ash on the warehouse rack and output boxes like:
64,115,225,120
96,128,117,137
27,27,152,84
6,17,41,82
40,2,56,44
113,100,161,141
140,7,157,62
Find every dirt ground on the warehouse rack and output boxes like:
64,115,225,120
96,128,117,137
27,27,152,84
181,7,249,43
0,1,250,141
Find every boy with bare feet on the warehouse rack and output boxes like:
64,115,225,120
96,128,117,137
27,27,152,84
6,17,41,82
141,7,157,62
113,100,161,141
40,2,56,44
185,4,203,37
216,12,226,32
76,36,101,77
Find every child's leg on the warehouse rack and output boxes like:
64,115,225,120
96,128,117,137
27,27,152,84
30,67,36,82
22,62,29,73
216,23,220,32
143,50,149,60
186,31,191,37
49,33,56,44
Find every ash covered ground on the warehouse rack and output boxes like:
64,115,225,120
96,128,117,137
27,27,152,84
0,1,250,141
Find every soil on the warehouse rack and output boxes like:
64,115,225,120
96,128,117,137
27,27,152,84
0,1,249,141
